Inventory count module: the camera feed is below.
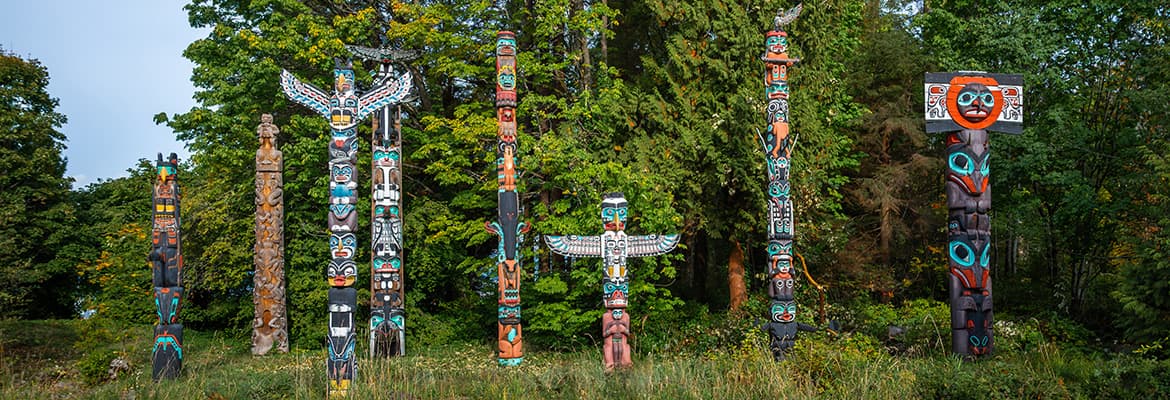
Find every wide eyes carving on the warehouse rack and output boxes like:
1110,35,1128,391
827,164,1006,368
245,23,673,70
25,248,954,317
949,152,974,175
957,92,994,107
950,240,975,267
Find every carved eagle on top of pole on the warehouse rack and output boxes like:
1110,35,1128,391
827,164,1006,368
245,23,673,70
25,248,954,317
773,3,803,30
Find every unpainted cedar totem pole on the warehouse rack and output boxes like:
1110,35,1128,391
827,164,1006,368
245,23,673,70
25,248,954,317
924,71,1023,358
253,114,289,355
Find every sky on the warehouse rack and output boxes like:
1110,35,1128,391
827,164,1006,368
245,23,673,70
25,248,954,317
1,0,208,188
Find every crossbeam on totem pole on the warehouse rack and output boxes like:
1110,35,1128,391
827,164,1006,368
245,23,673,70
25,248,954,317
280,57,413,396
924,71,1023,358
545,193,679,370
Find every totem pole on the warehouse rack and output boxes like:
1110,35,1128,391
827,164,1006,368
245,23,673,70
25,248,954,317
150,152,183,380
348,43,419,358
924,71,1023,358
280,60,412,396
759,4,816,361
485,31,531,367
545,193,679,369
253,114,289,355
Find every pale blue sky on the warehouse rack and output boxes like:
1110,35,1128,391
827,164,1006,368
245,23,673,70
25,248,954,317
1,1,208,188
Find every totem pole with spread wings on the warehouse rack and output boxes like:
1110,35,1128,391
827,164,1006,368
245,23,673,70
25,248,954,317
545,193,679,369
280,59,412,396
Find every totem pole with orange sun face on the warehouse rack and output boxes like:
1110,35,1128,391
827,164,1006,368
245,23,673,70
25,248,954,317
924,71,1023,358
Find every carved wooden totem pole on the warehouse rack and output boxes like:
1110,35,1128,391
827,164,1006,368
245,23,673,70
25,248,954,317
280,60,412,396
349,44,418,358
253,114,289,355
924,71,1023,358
545,193,679,369
150,153,183,380
759,4,815,361
486,31,531,367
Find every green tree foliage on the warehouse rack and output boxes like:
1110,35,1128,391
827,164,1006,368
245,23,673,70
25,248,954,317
0,49,80,319
74,162,156,323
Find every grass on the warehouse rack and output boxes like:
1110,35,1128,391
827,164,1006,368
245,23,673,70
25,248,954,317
1,319,1167,399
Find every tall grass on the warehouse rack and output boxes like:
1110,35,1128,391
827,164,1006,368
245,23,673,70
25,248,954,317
3,319,1167,399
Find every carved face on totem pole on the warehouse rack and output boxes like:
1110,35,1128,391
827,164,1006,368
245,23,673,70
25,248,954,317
764,31,789,59
601,193,628,232
328,259,357,286
771,300,797,323
947,140,990,195
329,61,358,129
603,277,629,308
925,73,1023,134
330,233,357,259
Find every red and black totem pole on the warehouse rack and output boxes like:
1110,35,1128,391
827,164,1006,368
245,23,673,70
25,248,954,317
924,71,1023,358
545,193,680,370
486,31,530,367
280,59,412,396
759,4,816,361
348,43,418,358
150,153,183,379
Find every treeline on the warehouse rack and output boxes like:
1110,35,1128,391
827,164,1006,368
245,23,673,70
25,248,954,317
3,0,1167,354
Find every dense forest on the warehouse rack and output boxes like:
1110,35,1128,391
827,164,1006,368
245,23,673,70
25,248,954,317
2,0,1169,382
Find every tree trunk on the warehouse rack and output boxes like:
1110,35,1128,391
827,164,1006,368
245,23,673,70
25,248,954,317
728,239,747,312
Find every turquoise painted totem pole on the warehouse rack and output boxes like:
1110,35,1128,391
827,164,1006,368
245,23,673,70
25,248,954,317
348,43,418,358
280,59,412,396
924,71,1023,358
545,193,679,369
150,153,183,380
486,31,530,366
759,3,816,361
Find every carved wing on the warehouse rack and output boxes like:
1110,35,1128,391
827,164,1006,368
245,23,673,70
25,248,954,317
346,45,420,63
773,3,803,29
279,69,330,117
626,234,680,257
544,235,603,258
357,71,413,122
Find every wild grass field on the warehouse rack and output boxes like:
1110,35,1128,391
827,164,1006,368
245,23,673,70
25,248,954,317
2,317,1167,399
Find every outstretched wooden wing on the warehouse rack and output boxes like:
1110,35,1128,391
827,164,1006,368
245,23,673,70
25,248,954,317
626,234,680,257
279,69,330,117
544,235,603,258
357,71,413,122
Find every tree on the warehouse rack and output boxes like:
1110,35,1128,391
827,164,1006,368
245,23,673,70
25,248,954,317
0,48,79,319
